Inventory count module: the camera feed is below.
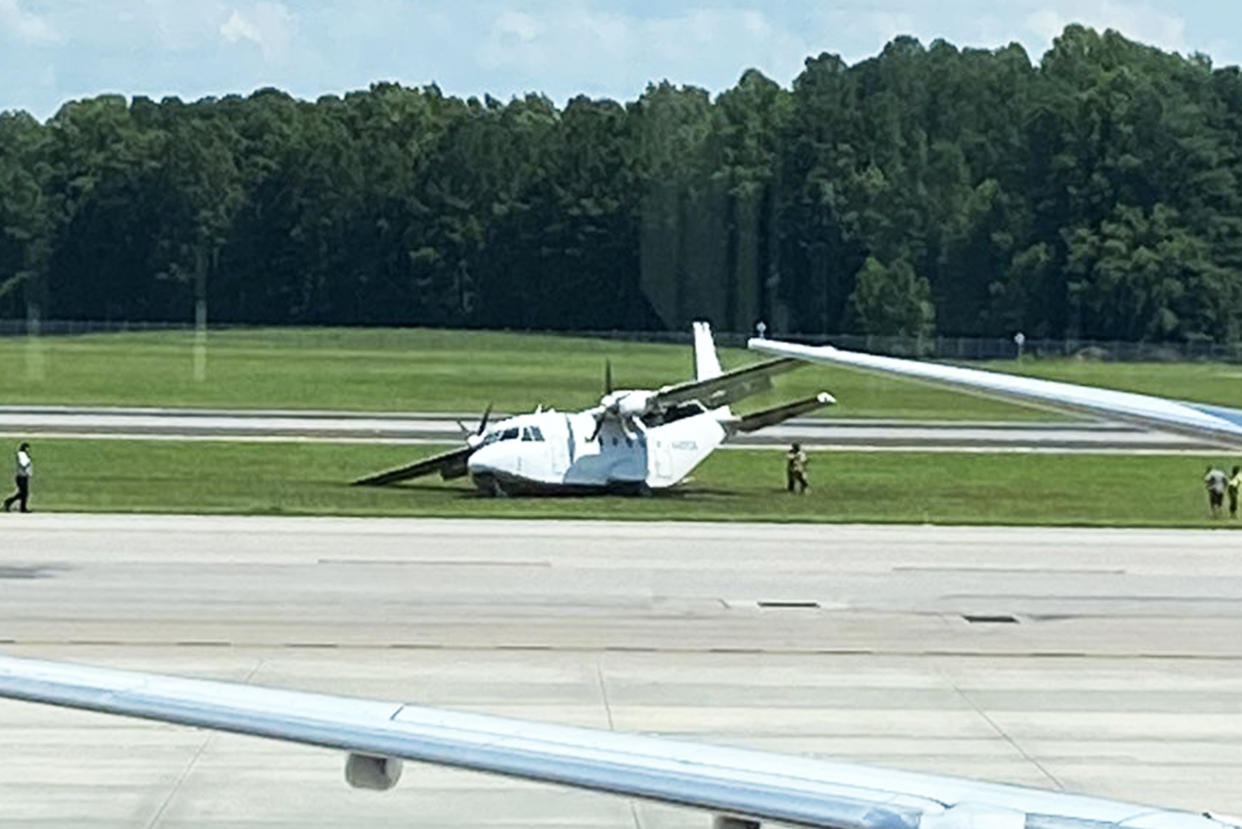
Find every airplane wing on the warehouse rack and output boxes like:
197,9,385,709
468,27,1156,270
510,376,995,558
352,445,472,486
654,357,803,411
0,654,1234,829
749,338,1242,449
727,392,837,434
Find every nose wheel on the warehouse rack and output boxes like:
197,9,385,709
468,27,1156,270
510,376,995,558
472,474,509,498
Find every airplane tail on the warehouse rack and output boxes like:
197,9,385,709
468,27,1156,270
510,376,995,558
692,321,722,381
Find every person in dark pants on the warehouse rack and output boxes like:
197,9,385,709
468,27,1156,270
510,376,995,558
786,442,809,494
1205,465,1228,518
1230,466,1242,519
3,442,31,513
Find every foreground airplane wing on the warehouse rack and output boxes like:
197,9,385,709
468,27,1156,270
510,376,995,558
749,338,1242,448
0,654,1235,829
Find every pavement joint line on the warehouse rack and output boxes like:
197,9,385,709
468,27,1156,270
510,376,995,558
144,657,267,829
951,681,1065,791
7,640,1242,659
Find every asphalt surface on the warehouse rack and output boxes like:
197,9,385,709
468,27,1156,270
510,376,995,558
0,405,1219,452
1,516,1241,827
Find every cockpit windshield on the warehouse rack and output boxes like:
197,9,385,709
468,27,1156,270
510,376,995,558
481,425,533,446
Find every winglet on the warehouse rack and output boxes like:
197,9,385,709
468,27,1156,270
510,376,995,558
693,321,723,381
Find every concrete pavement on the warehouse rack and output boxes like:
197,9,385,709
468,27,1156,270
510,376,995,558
1,515,1240,827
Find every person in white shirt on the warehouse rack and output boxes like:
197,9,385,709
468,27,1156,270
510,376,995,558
4,442,31,513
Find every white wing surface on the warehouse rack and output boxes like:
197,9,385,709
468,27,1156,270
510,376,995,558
0,654,1234,829
748,338,1242,448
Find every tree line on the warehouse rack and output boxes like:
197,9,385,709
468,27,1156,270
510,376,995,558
3,24,1242,342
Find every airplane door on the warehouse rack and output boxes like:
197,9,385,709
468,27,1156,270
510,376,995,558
549,416,571,477
654,438,672,481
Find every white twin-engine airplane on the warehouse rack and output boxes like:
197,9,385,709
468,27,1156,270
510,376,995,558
353,321,835,495
5,333,1242,829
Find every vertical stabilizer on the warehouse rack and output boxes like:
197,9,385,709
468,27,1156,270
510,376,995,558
692,321,723,381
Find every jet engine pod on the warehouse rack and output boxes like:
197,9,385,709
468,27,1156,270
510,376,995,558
345,753,403,790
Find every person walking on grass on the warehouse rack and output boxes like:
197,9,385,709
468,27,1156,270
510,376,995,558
1205,465,1228,518
3,442,31,513
1230,466,1242,519
786,442,809,494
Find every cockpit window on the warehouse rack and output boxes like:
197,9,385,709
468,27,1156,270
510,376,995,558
530,426,544,442
521,427,533,441
481,426,523,445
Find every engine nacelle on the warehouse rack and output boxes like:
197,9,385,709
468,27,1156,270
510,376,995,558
344,753,403,791
616,390,654,417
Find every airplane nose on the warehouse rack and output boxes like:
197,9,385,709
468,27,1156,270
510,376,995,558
467,445,515,497
467,446,499,475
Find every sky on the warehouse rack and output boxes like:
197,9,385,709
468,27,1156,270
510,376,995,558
1,1,1239,120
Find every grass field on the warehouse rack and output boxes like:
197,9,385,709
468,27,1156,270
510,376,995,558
10,438,1238,528
5,327,1242,422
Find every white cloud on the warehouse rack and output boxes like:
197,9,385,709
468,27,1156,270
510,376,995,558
0,0,61,44
1023,1,1188,54
220,1,295,63
476,6,813,95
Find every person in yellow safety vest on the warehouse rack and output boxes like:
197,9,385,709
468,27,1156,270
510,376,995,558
786,442,809,494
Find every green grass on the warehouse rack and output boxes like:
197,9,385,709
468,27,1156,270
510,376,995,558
0,327,1043,420
12,438,1239,528
4,328,1242,422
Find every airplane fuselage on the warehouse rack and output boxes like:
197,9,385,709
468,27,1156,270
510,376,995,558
466,405,725,495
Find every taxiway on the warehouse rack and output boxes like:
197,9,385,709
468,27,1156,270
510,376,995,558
1,515,1240,827
0,405,1217,452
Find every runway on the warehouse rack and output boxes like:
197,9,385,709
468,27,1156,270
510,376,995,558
2,515,1241,827
0,404,1218,452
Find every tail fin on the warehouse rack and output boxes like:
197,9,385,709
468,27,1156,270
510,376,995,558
692,321,722,381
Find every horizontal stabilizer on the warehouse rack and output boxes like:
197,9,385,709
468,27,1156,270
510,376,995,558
656,357,803,411
352,446,472,486
731,392,836,434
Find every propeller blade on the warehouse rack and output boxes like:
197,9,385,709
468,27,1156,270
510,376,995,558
477,402,494,435
588,413,605,443
604,360,613,396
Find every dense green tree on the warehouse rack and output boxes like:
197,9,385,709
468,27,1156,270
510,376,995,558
2,25,1242,343
848,256,935,338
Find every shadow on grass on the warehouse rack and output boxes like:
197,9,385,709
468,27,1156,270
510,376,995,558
379,482,747,500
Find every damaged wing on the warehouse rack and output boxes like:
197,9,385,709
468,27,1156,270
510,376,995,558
352,445,472,486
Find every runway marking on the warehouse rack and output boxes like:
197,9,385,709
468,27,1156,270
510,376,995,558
894,566,1126,575
947,594,1242,602
0,565,62,580
317,557,550,567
